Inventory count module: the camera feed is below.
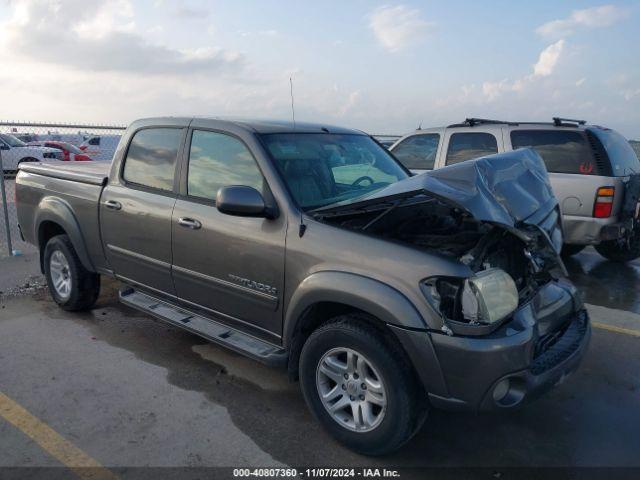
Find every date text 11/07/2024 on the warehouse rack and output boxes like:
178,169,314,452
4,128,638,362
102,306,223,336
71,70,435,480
232,468,401,478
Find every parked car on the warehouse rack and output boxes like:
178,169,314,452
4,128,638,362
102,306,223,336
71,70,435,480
79,134,121,161
16,117,590,455
0,133,63,172
28,141,93,162
390,118,640,262
14,132,88,146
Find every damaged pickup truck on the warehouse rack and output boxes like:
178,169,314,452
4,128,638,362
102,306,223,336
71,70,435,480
15,118,590,455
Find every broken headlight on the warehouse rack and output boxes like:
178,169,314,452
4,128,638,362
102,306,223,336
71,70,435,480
422,268,519,333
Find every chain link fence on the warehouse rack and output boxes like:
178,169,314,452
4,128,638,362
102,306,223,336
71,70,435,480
0,121,125,258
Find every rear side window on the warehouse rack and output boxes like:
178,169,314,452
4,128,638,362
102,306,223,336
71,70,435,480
446,132,498,165
511,130,599,175
392,134,440,170
587,128,639,176
123,128,182,191
187,130,263,202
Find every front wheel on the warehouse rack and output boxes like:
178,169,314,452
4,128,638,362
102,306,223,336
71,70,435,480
44,234,100,311
595,232,640,262
299,316,426,455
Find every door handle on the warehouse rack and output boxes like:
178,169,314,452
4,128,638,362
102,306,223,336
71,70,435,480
104,200,122,210
178,217,202,230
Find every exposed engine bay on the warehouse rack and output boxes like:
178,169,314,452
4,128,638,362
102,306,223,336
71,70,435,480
311,149,566,331
314,196,565,330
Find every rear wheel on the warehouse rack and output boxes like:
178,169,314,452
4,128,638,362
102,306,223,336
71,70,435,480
595,232,640,262
44,234,100,311
561,244,586,257
299,315,426,455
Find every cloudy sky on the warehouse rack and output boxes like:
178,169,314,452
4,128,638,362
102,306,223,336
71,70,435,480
1,0,639,138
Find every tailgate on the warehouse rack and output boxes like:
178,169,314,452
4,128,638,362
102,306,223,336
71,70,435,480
549,173,625,218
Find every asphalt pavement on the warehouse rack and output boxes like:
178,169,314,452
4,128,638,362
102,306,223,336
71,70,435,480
0,250,638,477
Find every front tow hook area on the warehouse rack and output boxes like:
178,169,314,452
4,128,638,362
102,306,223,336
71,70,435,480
482,309,590,410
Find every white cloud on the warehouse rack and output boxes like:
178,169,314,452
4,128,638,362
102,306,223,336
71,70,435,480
477,40,565,102
73,0,135,39
369,5,434,52
537,5,628,39
533,39,565,77
623,88,640,101
1,0,243,75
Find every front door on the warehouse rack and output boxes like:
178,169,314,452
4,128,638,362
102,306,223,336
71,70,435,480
101,127,185,297
171,129,286,338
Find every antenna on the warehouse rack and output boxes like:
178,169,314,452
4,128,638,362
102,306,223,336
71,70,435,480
289,77,296,129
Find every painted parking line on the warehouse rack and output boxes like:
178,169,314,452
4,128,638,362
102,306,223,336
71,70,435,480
0,392,117,480
586,303,640,338
592,322,640,337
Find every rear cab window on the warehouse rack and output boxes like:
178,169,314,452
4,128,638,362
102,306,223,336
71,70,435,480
122,128,183,191
392,134,440,170
510,129,602,175
445,132,498,165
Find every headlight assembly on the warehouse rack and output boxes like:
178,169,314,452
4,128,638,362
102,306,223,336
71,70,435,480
422,268,519,334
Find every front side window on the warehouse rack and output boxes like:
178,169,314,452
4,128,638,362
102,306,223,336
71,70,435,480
446,132,498,165
392,134,440,170
260,133,408,210
187,130,264,202
88,137,100,146
511,130,599,175
123,128,182,191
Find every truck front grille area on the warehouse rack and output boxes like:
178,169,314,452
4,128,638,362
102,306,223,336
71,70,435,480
531,309,589,375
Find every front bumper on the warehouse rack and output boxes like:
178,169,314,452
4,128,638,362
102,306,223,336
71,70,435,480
392,280,591,411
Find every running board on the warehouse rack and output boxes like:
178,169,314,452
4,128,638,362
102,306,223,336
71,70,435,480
119,288,287,368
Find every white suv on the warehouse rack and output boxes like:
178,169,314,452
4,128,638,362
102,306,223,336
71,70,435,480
0,133,63,172
390,118,640,262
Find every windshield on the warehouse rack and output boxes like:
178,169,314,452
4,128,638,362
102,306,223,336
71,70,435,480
0,134,27,147
260,133,409,210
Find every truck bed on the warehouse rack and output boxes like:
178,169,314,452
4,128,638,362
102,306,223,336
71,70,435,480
18,162,110,186
15,161,111,273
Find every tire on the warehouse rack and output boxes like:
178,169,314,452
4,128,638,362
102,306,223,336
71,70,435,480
561,244,586,257
595,234,640,262
299,315,426,455
43,234,100,311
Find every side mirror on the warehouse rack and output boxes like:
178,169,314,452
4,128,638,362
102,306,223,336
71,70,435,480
216,185,273,218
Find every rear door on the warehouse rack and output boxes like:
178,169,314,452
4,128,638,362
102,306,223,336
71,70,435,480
101,126,186,297
507,128,622,218
171,128,286,339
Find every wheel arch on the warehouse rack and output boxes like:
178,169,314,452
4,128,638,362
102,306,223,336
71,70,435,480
283,271,428,381
35,197,95,273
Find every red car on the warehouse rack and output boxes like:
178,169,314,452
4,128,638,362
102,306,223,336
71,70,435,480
28,141,93,162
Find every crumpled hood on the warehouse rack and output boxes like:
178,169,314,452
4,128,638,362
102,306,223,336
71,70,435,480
318,148,557,229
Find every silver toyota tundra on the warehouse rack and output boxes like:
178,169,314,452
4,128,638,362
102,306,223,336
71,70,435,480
390,118,640,262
